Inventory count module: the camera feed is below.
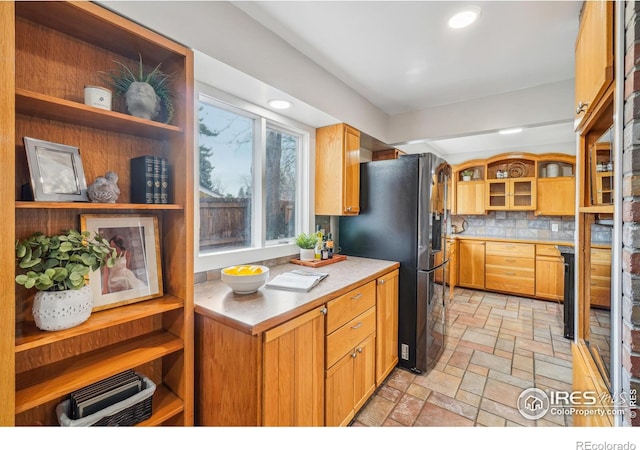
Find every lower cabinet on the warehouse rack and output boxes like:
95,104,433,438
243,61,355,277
375,269,399,386
325,333,376,426
591,247,612,308
458,240,485,289
535,245,565,301
485,242,535,296
263,307,325,426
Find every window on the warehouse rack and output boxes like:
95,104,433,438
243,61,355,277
195,85,312,272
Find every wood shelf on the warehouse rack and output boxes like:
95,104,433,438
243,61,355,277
16,89,183,139
139,384,184,426
15,201,183,210
15,331,184,414
15,295,184,353
579,205,615,214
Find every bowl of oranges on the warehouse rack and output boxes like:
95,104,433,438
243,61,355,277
221,265,270,294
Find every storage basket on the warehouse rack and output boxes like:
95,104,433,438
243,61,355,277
56,375,155,426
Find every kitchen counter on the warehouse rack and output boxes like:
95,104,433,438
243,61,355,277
194,256,399,335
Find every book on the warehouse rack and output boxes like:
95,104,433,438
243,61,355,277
152,156,161,204
265,270,328,292
160,157,169,204
130,155,154,204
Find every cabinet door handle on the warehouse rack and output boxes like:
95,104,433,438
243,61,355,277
351,352,357,358
378,279,385,285
345,206,352,212
357,347,363,353
576,101,590,115
351,293,363,300
351,322,363,329
320,307,327,315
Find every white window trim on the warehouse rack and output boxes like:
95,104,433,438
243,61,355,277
194,82,315,272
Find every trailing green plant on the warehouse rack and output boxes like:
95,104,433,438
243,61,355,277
100,54,174,124
294,232,319,250
15,230,118,292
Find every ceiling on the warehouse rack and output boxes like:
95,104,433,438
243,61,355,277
233,1,583,159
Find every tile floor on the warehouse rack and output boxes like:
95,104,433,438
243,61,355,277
351,287,574,427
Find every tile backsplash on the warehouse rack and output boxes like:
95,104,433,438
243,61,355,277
453,211,611,244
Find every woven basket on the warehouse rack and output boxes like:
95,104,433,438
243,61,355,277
56,375,155,426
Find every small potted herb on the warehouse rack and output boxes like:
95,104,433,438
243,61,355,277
294,232,319,261
461,169,474,181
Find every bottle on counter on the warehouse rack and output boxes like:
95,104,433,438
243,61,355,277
314,225,323,260
320,235,329,260
327,233,334,258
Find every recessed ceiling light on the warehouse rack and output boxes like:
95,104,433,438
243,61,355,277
268,99,291,110
498,127,523,135
448,7,481,29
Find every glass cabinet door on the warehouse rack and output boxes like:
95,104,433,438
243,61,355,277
590,126,614,206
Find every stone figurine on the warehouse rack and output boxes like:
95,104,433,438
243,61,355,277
87,171,120,203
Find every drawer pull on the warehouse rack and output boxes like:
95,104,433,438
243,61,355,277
351,293,363,300
504,272,515,276
505,259,516,263
351,322,363,329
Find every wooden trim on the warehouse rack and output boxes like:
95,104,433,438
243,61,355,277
264,306,325,343
0,1,15,427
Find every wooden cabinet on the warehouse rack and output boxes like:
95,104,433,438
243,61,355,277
325,282,377,426
486,178,536,210
263,307,325,426
456,180,485,215
590,247,611,308
485,242,535,296
535,245,565,301
536,155,576,216
458,240,485,290
316,123,361,215
7,2,194,426
591,142,614,205
574,0,614,126
375,269,399,386
196,305,326,426
372,148,406,160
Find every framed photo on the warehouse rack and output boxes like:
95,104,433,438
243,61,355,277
23,136,88,202
81,214,163,311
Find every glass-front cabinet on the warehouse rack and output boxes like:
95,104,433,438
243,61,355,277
590,129,614,206
485,158,535,210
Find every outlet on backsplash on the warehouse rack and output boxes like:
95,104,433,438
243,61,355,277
551,223,559,232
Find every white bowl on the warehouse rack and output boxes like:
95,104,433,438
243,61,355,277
221,265,270,294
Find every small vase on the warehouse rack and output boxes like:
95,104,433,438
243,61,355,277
32,285,93,331
125,81,160,120
299,248,315,262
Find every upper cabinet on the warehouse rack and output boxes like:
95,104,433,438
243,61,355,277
485,156,536,211
316,123,360,215
590,129,614,206
574,0,614,128
452,153,575,216
536,154,576,216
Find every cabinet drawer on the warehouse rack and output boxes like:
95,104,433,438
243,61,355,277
536,244,562,257
591,264,611,278
326,281,376,334
485,255,535,270
486,274,535,295
486,242,534,258
591,248,611,264
326,307,376,368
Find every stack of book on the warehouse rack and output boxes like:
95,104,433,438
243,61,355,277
130,155,170,204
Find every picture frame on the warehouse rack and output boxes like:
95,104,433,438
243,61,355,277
81,214,163,311
23,136,89,202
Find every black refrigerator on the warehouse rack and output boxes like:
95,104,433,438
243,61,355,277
339,153,450,374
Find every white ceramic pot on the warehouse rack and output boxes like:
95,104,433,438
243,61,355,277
299,248,315,261
84,85,112,110
32,285,93,331
462,175,471,181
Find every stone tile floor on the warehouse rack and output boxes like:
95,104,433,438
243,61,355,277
351,287,574,427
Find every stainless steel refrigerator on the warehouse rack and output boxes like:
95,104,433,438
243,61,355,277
339,153,450,374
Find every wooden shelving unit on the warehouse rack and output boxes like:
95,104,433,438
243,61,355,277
3,1,194,426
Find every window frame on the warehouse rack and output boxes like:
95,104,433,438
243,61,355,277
194,82,314,272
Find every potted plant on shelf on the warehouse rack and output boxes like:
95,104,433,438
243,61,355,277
100,54,174,124
294,232,318,262
15,230,118,331
461,169,474,181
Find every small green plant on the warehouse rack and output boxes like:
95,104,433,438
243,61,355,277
100,54,174,124
461,169,474,178
294,232,319,249
15,230,118,291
